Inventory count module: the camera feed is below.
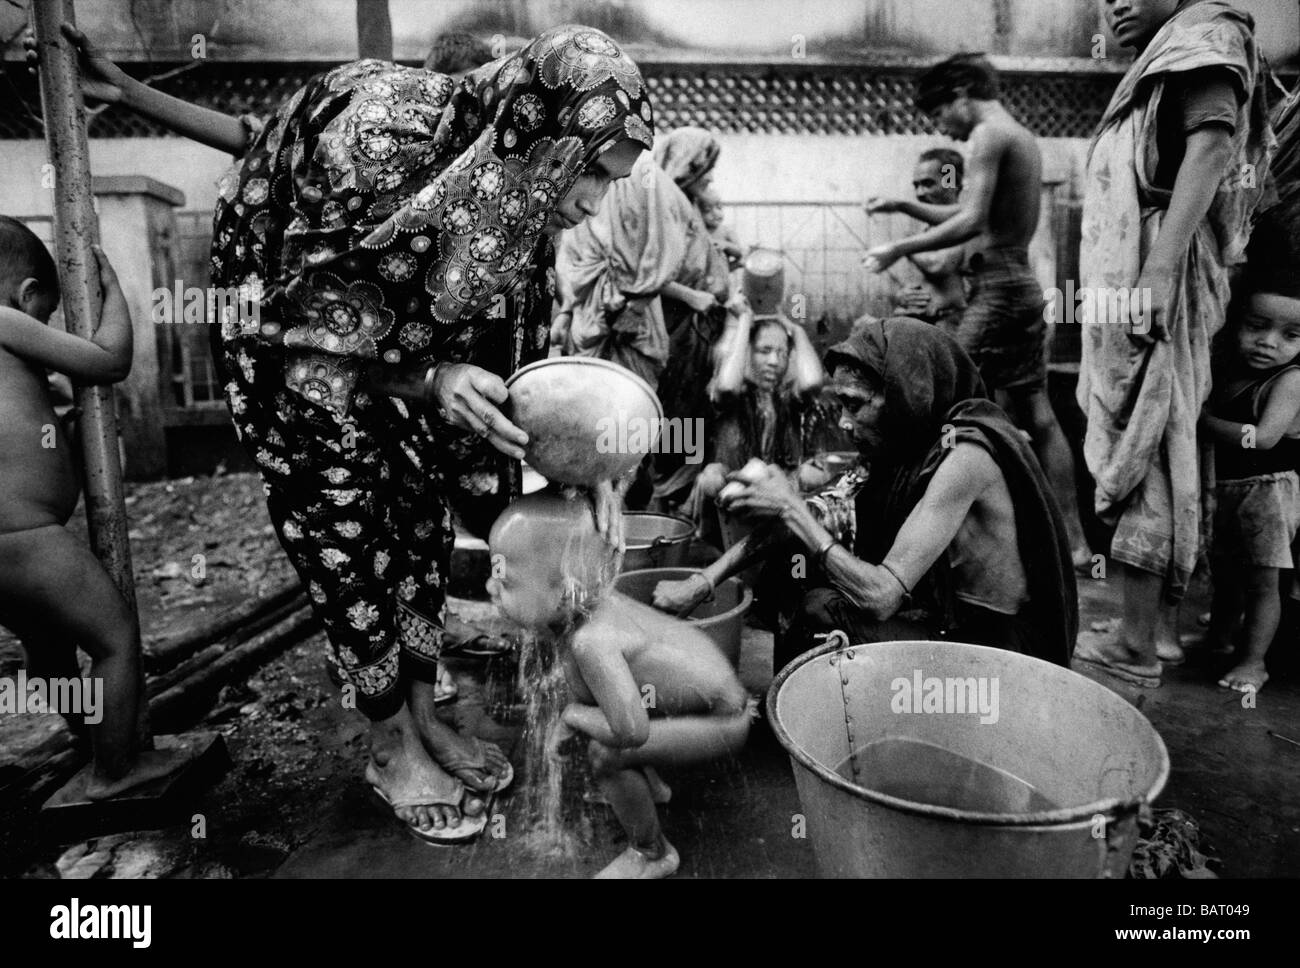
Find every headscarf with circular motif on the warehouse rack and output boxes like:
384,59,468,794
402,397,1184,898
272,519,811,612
213,25,654,413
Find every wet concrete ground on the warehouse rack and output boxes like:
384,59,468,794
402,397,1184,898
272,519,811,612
17,546,1299,879
272,567,1299,880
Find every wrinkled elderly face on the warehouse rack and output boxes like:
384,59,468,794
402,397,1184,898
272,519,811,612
1103,0,1180,51
831,365,887,456
548,138,643,233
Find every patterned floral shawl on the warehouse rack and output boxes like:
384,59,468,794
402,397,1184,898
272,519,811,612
211,25,654,415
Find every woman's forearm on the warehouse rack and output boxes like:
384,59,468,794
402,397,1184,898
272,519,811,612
711,313,751,395
1145,130,1235,273
661,281,702,305
119,77,249,155
781,501,903,618
359,360,433,405
787,324,824,395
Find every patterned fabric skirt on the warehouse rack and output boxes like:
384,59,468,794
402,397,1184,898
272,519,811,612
215,338,461,720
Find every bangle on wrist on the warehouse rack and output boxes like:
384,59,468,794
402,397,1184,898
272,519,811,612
694,572,715,595
880,560,912,604
813,536,838,570
422,364,438,405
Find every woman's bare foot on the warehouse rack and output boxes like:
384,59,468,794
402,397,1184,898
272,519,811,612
84,746,201,801
1218,661,1269,693
1156,639,1185,665
409,679,511,793
594,841,681,879
367,704,485,835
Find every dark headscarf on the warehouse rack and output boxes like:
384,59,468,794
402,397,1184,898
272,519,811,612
825,316,1077,666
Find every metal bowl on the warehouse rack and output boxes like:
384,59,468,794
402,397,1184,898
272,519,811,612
505,357,663,486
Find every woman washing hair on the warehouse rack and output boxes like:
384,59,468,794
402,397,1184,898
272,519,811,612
690,308,825,536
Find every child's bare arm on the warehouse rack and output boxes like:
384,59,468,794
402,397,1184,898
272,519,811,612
0,246,132,383
1202,373,1300,450
562,636,649,749
29,24,249,157
1253,370,1300,449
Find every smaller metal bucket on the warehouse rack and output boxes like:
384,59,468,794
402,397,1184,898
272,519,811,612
622,512,694,572
614,567,752,668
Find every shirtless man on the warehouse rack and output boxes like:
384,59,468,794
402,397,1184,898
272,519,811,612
487,493,751,879
868,147,968,333
862,54,1091,570
0,220,196,798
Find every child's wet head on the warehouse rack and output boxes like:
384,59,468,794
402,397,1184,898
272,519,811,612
487,492,618,630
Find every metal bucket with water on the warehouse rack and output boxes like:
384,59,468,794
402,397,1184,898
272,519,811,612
614,567,752,668
622,512,695,572
768,638,1169,878
742,247,785,315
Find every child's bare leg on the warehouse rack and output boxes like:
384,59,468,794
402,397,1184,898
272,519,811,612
587,704,751,879
0,526,193,798
1219,566,1277,693
0,601,92,747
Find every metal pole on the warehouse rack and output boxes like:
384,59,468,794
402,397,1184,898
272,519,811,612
31,0,148,743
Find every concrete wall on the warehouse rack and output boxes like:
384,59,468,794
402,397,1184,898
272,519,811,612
0,132,1088,320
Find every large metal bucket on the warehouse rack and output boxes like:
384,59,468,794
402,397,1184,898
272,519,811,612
622,513,694,572
768,638,1169,878
614,567,751,668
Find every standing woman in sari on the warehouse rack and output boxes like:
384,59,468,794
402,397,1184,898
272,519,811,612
652,128,738,504
1073,0,1274,688
552,130,727,389
209,26,654,840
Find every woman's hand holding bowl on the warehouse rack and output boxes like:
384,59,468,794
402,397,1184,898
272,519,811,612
429,363,529,460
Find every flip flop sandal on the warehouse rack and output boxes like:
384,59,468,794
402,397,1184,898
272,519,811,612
434,665,459,704
1072,646,1162,689
371,778,491,845
438,739,515,794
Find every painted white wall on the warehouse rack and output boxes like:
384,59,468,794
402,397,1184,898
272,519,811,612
1,130,1090,324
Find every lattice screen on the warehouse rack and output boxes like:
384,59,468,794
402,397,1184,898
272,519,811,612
1,61,1124,139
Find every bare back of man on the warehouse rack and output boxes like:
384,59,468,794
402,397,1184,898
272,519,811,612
970,106,1041,253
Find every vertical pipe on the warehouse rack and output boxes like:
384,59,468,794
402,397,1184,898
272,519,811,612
31,0,148,744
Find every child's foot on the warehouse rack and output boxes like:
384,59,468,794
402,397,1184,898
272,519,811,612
1218,661,1269,693
84,746,201,801
594,841,681,879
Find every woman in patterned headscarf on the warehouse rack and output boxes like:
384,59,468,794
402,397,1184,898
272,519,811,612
208,25,655,842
